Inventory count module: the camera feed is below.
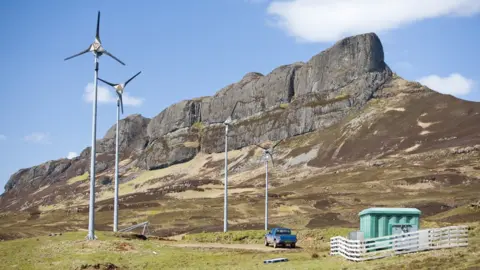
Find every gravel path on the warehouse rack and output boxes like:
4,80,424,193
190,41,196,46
169,242,299,252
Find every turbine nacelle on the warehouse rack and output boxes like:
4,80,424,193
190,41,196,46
113,84,125,94
98,71,142,114
262,151,272,162
256,140,284,166
91,39,103,53
223,116,233,126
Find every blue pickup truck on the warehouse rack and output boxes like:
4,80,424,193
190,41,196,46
264,227,297,248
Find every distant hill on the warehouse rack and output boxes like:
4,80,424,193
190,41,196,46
1,32,479,239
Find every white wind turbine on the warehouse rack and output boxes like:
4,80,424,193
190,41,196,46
210,100,250,232
97,71,142,232
255,140,283,231
64,11,126,240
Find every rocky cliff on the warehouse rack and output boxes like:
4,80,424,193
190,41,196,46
138,32,391,169
4,114,150,193
4,32,391,194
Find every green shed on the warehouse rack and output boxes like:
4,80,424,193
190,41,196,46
359,207,421,239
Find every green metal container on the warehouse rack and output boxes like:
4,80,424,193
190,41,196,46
359,207,421,239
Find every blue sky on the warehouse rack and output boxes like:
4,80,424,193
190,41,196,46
0,0,479,193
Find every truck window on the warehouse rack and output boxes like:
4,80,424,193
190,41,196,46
276,229,291,235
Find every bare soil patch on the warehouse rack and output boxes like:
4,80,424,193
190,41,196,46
170,242,296,252
77,263,120,270
115,242,135,251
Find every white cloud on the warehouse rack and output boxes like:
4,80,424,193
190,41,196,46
122,92,144,106
266,0,480,42
67,152,78,159
417,73,475,95
83,83,144,106
24,132,51,144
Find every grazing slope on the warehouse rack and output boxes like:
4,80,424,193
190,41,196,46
0,32,479,240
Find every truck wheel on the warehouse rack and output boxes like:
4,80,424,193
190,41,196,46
291,243,296,248
264,238,269,246
273,241,277,249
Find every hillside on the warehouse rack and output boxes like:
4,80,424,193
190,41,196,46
0,32,479,240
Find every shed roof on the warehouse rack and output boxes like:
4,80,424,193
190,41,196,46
359,207,421,216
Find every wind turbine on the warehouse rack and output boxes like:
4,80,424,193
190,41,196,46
64,11,126,240
255,140,283,231
210,100,249,232
97,71,142,232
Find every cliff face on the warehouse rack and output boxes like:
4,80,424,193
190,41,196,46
4,114,150,193
4,32,391,193
137,32,391,169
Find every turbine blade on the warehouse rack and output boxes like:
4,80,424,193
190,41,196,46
64,47,90,61
272,139,284,149
117,92,124,114
124,71,142,87
97,78,116,87
210,121,224,124
255,144,267,150
269,154,275,167
120,95,123,114
96,11,101,41
230,101,239,118
104,50,126,66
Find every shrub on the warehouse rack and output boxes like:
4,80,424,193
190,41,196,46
100,177,112,185
192,121,204,131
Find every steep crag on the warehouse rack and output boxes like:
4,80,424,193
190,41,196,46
4,33,392,200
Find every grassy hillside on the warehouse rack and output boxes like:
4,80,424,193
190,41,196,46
0,225,478,270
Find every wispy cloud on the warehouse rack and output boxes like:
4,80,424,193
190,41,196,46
0,134,6,141
83,83,144,106
417,73,475,96
24,132,51,144
67,152,78,159
266,0,480,42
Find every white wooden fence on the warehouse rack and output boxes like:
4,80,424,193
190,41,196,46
330,225,469,262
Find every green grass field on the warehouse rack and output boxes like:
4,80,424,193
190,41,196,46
0,224,478,270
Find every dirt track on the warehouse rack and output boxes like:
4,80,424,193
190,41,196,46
168,242,299,252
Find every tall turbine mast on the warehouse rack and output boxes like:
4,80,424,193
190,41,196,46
255,140,283,231
97,71,142,232
210,100,250,232
64,11,126,240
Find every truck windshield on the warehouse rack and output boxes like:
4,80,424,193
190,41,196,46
276,229,291,235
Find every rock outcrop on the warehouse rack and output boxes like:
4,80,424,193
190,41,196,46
4,114,151,192
4,32,392,192
97,114,151,156
4,159,73,192
138,32,391,164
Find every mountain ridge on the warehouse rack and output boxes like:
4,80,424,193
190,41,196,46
3,32,390,195
2,32,479,236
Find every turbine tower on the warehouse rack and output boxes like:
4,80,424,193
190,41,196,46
210,100,249,232
64,11,126,240
255,140,283,231
97,71,142,232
